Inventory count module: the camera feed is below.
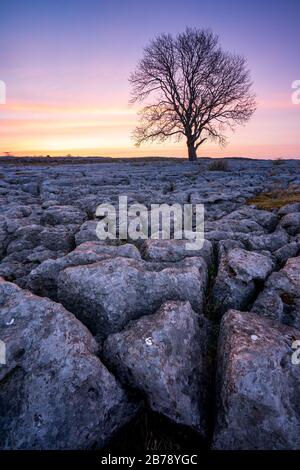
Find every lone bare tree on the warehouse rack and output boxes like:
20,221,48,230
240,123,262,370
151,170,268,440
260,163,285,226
130,28,256,161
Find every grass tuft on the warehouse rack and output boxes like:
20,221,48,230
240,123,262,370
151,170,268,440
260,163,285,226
208,159,229,172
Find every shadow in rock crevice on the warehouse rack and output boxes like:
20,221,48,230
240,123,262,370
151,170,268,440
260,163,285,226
104,407,207,453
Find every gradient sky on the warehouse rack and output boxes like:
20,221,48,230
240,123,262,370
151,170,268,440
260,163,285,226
0,0,299,158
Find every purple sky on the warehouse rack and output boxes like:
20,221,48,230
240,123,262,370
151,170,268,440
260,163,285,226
1,0,299,157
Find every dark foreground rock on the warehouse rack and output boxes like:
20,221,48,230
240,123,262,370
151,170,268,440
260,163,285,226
212,243,274,315
252,256,300,329
57,256,207,340
0,278,138,449
26,241,141,300
103,301,211,437
213,309,300,450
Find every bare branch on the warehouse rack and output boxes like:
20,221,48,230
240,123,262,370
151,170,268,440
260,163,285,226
129,27,256,160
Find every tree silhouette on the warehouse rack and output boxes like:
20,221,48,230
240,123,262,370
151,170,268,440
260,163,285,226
130,28,256,161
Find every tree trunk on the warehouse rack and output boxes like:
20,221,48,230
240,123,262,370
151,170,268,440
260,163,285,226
187,143,197,161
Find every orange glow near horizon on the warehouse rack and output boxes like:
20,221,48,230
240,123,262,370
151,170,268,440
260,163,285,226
1,96,300,159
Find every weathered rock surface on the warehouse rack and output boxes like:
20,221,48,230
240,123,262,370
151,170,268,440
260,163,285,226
40,205,87,226
0,278,138,449
103,301,211,436
0,246,63,286
26,241,141,300
273,242,300,266
1,156,300,450
213,243,275,315
225,247,274,282
279,212,300,235
247,229,289,252
75,220,99,245
278,202,300,216
239,206,278,230
141,238,213,265
210,205,278,232
58,256,208,339
213,309,300,450
251,256,300,329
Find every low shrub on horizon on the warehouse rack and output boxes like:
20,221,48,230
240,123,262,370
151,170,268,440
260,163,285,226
208,159,229,172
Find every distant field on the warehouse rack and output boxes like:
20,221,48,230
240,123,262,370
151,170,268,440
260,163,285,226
1,155,298,167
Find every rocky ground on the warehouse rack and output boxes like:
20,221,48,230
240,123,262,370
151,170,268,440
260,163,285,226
0,156,300,450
